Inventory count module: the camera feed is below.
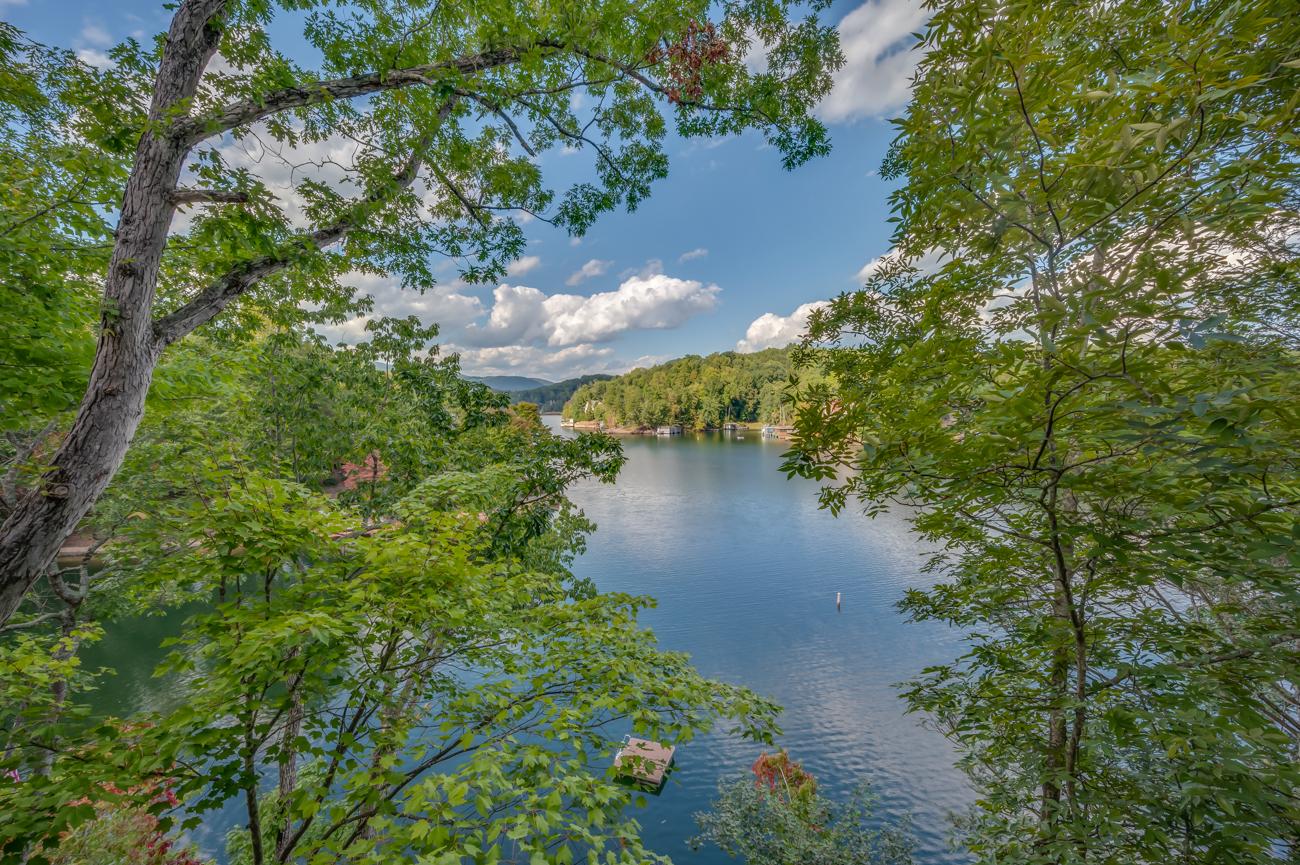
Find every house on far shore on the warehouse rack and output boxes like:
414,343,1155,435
655,425,682,436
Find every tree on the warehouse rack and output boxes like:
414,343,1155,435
1,326,782,865
690,751,914,865
787,0,1300,861
0,0,842,624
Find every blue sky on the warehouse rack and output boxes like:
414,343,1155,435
4,0,923,380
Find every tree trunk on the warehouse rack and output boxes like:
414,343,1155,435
0,0,227,625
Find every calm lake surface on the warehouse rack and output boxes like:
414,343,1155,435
84,417,972,863
548,417,972,864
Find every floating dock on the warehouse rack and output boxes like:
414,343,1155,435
613,737,676,788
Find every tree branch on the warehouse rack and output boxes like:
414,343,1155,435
171,187,251,206
176,46,538,145
153,114,448,347
427,163,489,227
456,90,536,157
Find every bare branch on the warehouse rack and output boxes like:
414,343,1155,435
457,90,536,157
427,163,489,227
0,610,62,633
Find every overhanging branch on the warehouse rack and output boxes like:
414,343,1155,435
153,115,447,347
176,46,539,145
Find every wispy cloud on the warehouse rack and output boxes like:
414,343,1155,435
565,258,612,286
677,247,708,263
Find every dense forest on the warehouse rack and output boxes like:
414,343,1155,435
562,348,813,428
509,374,613,412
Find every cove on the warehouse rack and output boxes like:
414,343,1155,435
549,416,972,864
79,417,973,864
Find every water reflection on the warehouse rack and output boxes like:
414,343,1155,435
551,419,971,864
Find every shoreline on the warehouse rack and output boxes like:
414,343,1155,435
562,420,794,438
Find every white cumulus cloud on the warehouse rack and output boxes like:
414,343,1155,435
565,258,612,286
312,271,485,345
856,246,947,282
463,272,720,348
819,0,929,122
448,343,616,380
736,301,830,353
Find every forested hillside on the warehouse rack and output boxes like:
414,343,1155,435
562,347,819,428
510,374,613,411
464,375,552,392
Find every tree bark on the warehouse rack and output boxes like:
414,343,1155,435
0,0,228,625
0,8,578,626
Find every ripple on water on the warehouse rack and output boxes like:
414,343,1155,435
83,424,975,864
560,423,973,864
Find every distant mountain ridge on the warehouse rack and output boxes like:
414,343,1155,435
508,374,615,412
464,375,552,392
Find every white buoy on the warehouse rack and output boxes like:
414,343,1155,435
836,592,842,611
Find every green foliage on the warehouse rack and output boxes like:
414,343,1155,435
1,326,776,864
788,0,1300,862
0,26,124,428
691,769,914,865
563,347,819,428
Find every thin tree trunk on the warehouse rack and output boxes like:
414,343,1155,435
0,0,228,625
274,648,305,862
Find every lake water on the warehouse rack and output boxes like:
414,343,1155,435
549,417,972,864
82,418,972,863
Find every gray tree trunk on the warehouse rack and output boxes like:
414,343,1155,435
0,0,227,624
0,2,516,625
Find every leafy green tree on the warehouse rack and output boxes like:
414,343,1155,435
0,26,122,432
691,751,914,865
0,0,843,624
788,1,1300,862
1,326,780,865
